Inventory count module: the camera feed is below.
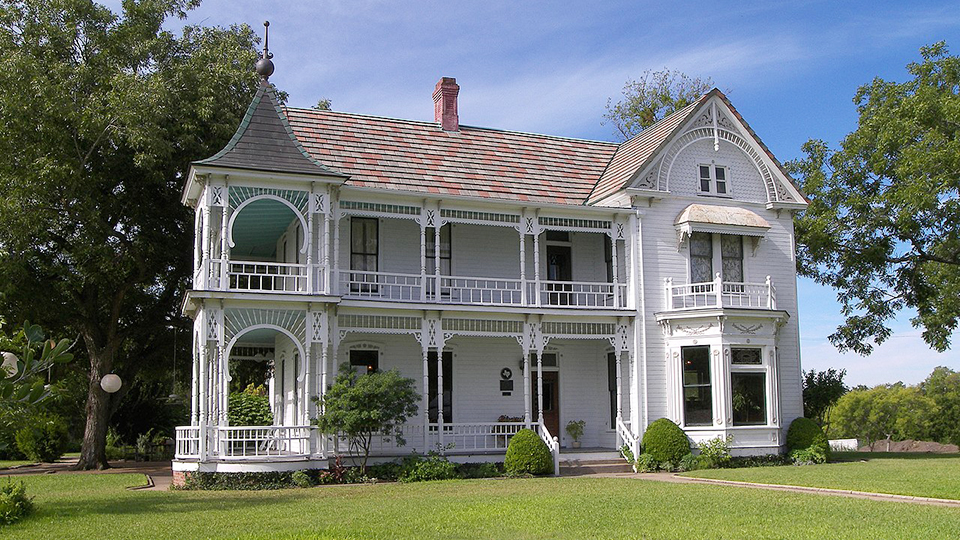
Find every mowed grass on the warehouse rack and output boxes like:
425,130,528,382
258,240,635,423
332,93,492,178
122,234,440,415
0,460,33,469
3,473,960,539
682,452,960,500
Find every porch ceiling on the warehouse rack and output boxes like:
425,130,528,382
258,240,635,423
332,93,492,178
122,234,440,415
232,198,299,259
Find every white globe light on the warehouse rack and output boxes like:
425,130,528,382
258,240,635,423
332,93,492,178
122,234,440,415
100,373,122,393
1,352,18,378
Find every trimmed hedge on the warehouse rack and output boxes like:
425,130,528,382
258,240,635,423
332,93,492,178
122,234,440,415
504,428,553,475
786,417,829,464
641,418,690,464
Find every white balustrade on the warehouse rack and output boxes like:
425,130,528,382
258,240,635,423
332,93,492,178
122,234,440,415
440,277,523,305
536,280,624,308
216,425,316,459
666,276,776,310
228,261,307,293
616,418,640,470
535,422,561,476
174,426,201,459
339,270,423,301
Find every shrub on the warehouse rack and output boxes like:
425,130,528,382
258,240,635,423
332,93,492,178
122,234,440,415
15,414,67,463
0,414,26,461
504,428,553,476
678,453,700,472
786,417,830,463
227,389,273,427
635,453,659,473
619,444,635,464
457,462,502,479
366,461,403,482
0,480,33,525
399,454,459,483
697,435,733,468
641,418,690,464
291,470,313,488
180,471,297,490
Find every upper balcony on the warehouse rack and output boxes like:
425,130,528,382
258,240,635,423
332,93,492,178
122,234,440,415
664,274,777,311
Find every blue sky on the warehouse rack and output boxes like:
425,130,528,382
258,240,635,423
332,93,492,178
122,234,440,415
153,0,959,386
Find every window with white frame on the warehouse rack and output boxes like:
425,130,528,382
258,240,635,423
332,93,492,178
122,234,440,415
682,345,712,426
730,347,766,426
698,164,729,195
689,232,744,283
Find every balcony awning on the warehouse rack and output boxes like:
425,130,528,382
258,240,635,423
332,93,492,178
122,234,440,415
675,204,770,236
674,204,770,252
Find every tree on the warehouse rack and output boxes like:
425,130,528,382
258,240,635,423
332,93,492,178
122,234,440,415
312,98,332,111
789,42,960,354
314,363,419,473
831,384,936,449
920,366,960,446
604,69,714,140
802,368,847,433
0,0,261,469
0,321,74,410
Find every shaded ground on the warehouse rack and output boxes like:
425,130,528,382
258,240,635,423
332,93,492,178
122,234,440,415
0,457,172,491
858,439,959,453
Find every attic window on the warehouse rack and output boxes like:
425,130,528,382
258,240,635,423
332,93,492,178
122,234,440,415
698,164,728,196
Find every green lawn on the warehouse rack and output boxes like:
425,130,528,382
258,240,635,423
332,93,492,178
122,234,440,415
3,473,960,539
681,452,960,500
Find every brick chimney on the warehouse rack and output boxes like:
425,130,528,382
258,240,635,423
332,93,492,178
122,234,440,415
433,77,460,131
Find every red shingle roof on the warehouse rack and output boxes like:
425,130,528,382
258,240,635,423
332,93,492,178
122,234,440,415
287,109,618,206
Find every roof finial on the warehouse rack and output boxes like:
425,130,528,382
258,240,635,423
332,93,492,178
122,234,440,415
255,21,275,82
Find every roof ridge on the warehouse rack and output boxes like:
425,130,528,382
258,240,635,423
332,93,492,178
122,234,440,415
286,107,620,146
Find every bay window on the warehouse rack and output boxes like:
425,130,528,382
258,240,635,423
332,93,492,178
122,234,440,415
682,345,712,426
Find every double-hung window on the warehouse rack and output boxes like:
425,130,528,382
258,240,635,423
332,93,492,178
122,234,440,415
689,233,744,284
730,348,766,426
682,345,712,426
350,217,378,293
698,164,728,195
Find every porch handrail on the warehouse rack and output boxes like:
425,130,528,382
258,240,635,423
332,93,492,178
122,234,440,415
215,425,316,460
228,260,308,293
616,418,640,471
339,270,423,302
665,276,776,310
536,423,561,476
536,279,622,308
174,426,201,459
439,275,524,306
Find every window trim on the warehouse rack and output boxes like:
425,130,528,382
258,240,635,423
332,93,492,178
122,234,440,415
680,345,713,427
697,163,731,197
688,233,746,284
728,346,771,427
350,217,379,272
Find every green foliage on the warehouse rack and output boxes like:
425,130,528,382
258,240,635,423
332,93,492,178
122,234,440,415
290,470,313,488
0,479,33,526
565,419,585,442
786,418,829,464
0,0,261,469
398,454,459,483
0,322,74,410
802,368,848,432
457,462,502,479
789,42,960,354
228,387,273,426
620,444,635,464
697,435,733,468
14,414,68,463
314,363,419,472
635,453,660,473
641,418,690,464
504,428,553,476
831,384,937,447
604,69,714,140
789,445,828,465
920,367,960,446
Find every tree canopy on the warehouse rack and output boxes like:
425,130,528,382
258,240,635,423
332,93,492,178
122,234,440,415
790,42,960,354
604,69,714,140
802,368,847,432
0,0,261,468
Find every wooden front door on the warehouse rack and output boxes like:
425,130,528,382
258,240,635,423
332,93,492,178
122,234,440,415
532,371,560,439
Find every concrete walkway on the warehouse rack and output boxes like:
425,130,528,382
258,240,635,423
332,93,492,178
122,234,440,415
579,469,960,508
0,458,173,491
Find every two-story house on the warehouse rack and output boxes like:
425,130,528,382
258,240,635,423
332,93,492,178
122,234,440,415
173,50,807,477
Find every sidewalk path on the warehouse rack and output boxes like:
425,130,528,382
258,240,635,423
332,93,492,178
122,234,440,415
0,458,172,491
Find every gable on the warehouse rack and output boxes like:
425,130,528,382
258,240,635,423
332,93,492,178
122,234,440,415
591,90,807,209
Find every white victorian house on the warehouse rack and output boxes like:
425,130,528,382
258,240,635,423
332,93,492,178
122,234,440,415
173,56,807,477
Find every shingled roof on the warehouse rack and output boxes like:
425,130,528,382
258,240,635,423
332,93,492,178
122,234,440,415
286,109,618,206
195,82,346,178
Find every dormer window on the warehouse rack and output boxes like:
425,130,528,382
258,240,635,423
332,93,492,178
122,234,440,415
698,164,728,195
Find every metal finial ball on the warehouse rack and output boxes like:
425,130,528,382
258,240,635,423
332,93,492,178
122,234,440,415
255,57,275,78
264,20,270,28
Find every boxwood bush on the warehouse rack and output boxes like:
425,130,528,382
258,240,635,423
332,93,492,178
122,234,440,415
0,480,33,525
504,428,553,475
641,418,690,464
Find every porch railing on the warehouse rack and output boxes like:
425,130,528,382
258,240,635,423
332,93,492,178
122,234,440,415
228,261,308,293
216,425,316,460
440,276,523,306
175,426,201,459
339,270,423,301
536,423,561,476
535,280,627,308
616,418,640,471
665,275,776,310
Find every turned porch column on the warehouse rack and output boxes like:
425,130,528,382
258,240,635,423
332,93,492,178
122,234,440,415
422,345,430,449
536,348,544,426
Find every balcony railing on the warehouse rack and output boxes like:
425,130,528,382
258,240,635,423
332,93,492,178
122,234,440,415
535,280,626,308
666,275,776,310
229,261,307,293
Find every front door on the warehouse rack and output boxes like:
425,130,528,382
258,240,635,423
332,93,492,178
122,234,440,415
532,371,560,439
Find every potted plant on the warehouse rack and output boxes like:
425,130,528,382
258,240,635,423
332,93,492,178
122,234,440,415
565,420,586,448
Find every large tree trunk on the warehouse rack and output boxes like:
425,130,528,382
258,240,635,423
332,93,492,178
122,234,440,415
76,374,111,470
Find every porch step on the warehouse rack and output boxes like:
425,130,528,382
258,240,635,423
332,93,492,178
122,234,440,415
559,458,634,476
